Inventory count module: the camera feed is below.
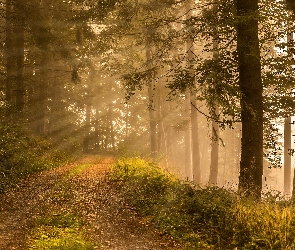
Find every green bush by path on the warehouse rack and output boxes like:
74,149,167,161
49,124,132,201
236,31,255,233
0,123,69,193
110,157,295,250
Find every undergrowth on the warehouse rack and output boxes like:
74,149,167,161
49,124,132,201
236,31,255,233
110,157,295,250
0,123,69,193
27,213,96,250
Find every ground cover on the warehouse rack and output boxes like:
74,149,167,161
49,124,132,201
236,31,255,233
110,157,295,250
0,155,177,250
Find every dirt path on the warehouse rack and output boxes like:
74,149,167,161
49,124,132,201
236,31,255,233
0,155,178,250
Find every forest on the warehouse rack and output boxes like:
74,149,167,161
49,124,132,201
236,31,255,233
2,0,295,249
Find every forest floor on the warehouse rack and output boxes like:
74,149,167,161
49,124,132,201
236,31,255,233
0,155,179,250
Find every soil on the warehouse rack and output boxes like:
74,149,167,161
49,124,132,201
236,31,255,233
0,155,180,250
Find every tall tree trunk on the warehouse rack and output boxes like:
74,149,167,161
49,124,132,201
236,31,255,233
186,0,200,183
148,88,158,159
94,107,100,151
48,68,56,139
284,117,292,196
236,0,263,198
109,104,115,150
5,0,14,106
209,107,219,185
156,78,168,160
83,103,91,153
157,94,162,153
191,98,201,184
285,0,295,201
36,52,49,136
165,103,174,165
209,9,219,185
15,1,25,113
146,27,157,159
125,103,129,142
284,25,293,196
184,92,192,180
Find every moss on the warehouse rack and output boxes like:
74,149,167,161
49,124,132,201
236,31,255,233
27,213,97,250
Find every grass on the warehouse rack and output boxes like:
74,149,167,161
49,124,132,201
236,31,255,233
110,157,295,250
68,163,92,177
27,213,96,250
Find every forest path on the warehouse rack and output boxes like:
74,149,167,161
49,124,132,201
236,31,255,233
0,155,178,250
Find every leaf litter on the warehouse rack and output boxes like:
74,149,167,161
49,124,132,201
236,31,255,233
0,155,179,249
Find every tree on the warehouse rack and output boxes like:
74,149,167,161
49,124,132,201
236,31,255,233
209,1,220,186
284,25,293,196
146,26,158,159
236,0,263,198
14,1,25,113
209,108,219,185
284,117,292,195
5,0,14,106
185,0,201,183
285,0,295,198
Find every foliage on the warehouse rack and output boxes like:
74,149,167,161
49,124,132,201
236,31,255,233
110,157,295,249
0,108,69,193
102,0,295,170
27,212,95,250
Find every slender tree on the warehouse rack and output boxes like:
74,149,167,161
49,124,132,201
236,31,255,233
209,108,219,185
209,1,220,185
285,0,295,199
284,26,293,196
184,0,193,180
14,1,25,113
5,0,14,106
146,26,158,159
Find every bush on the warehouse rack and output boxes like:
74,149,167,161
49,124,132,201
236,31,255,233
110,157,295,250
0,122,68,193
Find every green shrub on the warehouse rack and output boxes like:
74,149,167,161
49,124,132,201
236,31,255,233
110,157,295,250
0,123,69,193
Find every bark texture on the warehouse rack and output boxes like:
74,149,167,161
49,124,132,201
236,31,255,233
284,117,292,196
5,0,14,106
236,0,263,198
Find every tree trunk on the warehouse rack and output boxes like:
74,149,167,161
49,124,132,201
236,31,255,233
109,104,115,150
94,107,100,151
191,97,201,184
157,94,162,153
5,0,14,106
292,168,295,202
284,24,293,197
15,1,25,113
184,92,192,180
236,0,263,199
146,27,157,159
148,91,158,159
36,52,49,136
209,108,219,185
209,10,219,186
186,0,199,182
83,103,91,153
284,117,292,196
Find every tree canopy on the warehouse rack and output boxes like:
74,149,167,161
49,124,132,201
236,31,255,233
1,0,295,198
